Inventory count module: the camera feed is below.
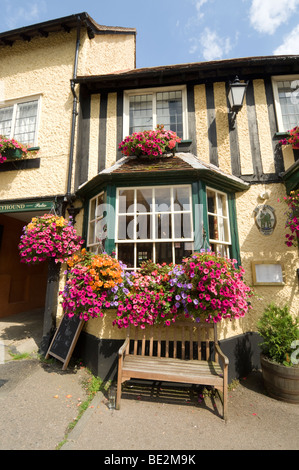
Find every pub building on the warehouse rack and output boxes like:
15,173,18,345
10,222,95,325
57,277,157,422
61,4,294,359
0,12,298,382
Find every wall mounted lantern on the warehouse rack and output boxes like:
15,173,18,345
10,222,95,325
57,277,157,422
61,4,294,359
227,76,248,129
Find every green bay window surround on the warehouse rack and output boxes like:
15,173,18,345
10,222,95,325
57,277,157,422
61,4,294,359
85,181,240,268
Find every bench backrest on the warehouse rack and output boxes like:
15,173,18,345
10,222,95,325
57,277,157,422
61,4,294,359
124,321,218,361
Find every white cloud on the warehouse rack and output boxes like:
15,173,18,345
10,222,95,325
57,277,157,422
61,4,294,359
194,0,209,20
4,1,47,30
190,27,232,61
249,0,299,34
273,24,299,55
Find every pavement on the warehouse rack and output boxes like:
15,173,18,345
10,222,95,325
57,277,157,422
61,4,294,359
0,311,299,452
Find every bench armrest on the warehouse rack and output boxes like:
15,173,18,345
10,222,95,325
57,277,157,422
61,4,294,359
118,337,129,357
215,342,229,366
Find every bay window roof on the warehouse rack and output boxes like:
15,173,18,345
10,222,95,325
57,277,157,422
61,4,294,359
77,153,249,197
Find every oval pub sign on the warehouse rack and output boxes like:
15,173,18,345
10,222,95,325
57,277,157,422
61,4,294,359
253,204,276,236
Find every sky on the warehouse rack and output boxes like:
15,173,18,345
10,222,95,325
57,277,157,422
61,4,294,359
1,0,299,68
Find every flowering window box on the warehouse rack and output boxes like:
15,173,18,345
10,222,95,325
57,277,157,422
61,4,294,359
0,136,39,164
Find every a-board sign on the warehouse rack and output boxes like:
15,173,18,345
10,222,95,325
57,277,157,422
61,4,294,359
46,315,84,370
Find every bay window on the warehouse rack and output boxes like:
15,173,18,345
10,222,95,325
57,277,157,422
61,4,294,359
86,184,235,269
115,185,193,269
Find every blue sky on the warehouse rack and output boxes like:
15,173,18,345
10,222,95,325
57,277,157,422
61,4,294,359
2,0,299,68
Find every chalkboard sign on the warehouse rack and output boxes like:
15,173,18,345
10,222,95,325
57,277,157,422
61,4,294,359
46,315,84,370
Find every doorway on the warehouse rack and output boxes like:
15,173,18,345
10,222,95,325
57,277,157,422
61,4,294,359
0,212,48,319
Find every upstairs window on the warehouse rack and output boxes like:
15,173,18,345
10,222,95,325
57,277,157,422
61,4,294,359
123,86,188,139
0,97,40,145
272,76,299,132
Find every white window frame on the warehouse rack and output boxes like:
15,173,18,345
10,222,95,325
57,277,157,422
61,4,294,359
206,187,231,257
272,75,299,132
87,191,106,253
0,94,42,146
115,184,194,269
123,85,188,140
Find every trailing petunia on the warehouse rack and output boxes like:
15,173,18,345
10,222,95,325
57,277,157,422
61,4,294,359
60,249,130,321
18,214,84,264
0,135,38,163
282,190,299,248
180,251,253,324
118,124,181,159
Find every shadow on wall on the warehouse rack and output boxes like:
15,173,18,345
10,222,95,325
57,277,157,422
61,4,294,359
220,331,262,383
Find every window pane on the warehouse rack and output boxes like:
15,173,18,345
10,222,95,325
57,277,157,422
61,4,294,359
88,221,95,245
14,100,38,144
155,213,171,239
137,243,153,267
129,94,153,133
95,218,107,243
155,242,173,265
136,188,152,212
118,189,134,213
0,106,13,137
208,214,218,240
174,242,193,263
118,215,134,240
207,190,216,213
89,198,96,220
95,193,105,218
173,186,190,211
210,243,229,257
118,244,134,268
155,187,171,210
136,214,152,239
174,213,192,239
156,91,183,137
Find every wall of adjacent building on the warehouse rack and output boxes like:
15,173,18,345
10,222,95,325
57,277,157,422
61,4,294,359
0,29,136,202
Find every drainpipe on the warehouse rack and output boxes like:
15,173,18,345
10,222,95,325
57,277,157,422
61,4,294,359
66,14,82,202
40,16,82,355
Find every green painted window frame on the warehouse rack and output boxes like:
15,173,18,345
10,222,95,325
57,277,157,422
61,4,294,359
83,179,241,266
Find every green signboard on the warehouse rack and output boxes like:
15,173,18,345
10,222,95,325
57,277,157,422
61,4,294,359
0,201,54,213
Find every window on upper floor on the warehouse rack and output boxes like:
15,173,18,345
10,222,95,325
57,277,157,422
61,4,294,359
123,86,188,140
0,97,41,145
272,76,299,132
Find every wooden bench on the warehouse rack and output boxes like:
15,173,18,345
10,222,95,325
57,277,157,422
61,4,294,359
116,321,229,420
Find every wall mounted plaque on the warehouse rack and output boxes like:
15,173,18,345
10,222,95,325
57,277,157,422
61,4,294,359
253,204,276,236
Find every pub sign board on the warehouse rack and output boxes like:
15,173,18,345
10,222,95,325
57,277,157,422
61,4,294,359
0,201,53,213
46,315,84,370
